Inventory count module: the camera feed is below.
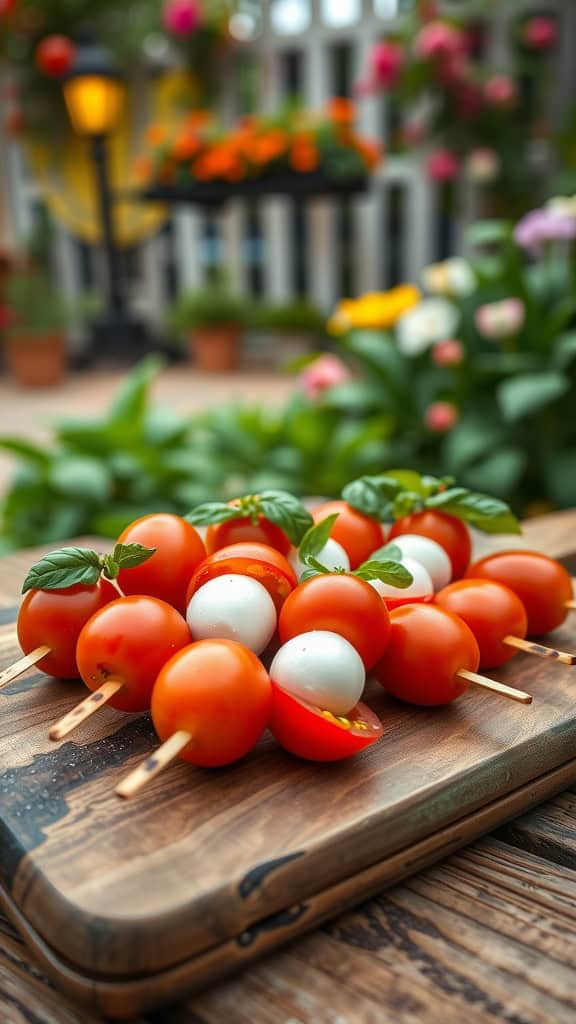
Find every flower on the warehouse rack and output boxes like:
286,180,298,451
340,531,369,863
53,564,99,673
401,118,427,148
299,355,351,401
475,299,525,339
370,40,404,89
415,21,466,60
422,258,475,297
465,147,500,183
523,17,557,50
546,194,576,218
432,339,464,367
396,298,459,356
425,401,459,432
484,75,517,108
163,0,202,36
426,148,459,182
514,207,576,254
328,285,420,335
328,97,355,124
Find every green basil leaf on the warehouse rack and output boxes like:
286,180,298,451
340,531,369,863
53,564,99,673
393,491,423,519
111,542,157,569
354,560,413,587
22,547,102,594
103,554,120,580
425,487,521,534
257,490,313,546
369,542,402,562
301,555,331,578
299,514,339,562
186,502,243,526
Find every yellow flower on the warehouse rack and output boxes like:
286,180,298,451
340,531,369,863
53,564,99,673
327,285,420,334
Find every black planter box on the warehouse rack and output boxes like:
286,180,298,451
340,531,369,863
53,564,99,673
132,171,369,207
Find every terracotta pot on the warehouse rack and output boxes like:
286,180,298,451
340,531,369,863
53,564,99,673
4,332,66,388
188,325,241,372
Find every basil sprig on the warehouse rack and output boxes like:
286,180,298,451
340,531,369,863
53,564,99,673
187,490,313,547
22,542,155,594
297,517,413,589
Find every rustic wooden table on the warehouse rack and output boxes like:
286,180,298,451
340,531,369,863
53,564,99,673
1,513,576,1024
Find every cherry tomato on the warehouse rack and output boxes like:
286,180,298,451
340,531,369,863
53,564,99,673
466,550,573,635
76,596,191,712
151,639,271,767
279,573,390,669
206,506,291,556
270,685,383,761
436,579,527,668
186,549,296,613
117,513,206,614
16,579,117,679
312,500,383,569
389,511,471,579
206,542,297,586
375,603,480,706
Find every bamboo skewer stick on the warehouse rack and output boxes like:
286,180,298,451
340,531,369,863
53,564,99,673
503,634,575,666
457,669,532,705
0,646,51,690
49,680,124,741
115,730,192,799
565,600,576,610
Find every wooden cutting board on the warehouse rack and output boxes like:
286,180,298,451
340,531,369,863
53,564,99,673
1,549,576,1020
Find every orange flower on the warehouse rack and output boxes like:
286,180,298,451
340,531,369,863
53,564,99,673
328,97,355,124
185,110,211,130
173,130,200,161
290,137,320,173
355,138,381,169
133,156,152,182
250,129,288,166
146,124,166,147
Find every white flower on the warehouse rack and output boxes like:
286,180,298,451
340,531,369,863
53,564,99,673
421,258,475,298
475,298,525,339
465,147,500,183
396,298,459,356
546,194,576,218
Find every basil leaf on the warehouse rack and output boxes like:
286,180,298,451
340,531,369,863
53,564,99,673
299,514,339,562
354,560,413,588
22,547,102,594
103,554,120,580
369,542,402,562
112,542,157,569
186,502,243,526
393,491,423,519
342,474,400,519
425,487,521,535
300,555,331,580
258,490,313,546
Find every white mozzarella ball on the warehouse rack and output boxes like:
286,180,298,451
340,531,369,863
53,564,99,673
391,534,452,591
270,630,365,715
289,538,350,581
186,574,277,655
368,556,433,601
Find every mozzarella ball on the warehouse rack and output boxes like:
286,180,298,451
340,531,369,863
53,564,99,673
369,557,433,602
390,534,452,591
289,538,350,581
270,630,365,715
186,574,277,655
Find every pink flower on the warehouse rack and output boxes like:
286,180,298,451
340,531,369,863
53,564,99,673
523,17,557,50
299,354,351,401
455,80,484,118
370,40,404,89
514,207,576,254
162,0,202,36
401,118,427,148
425,401,459,432
415,21,466,60
484,75,517,108
475,299,525,339
426,148,459,182
437,53,469,86
465,147,500,183
432,339,464,367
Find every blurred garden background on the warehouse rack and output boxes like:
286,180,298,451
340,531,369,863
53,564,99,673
1,0,576,551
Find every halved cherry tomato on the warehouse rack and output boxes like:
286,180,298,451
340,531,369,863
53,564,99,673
186,556,295,614
117,513,206,614
17,579,117,679
436,578,527,668
279,573,390,669
206,506,291,556
270,684,383,761
206,542,297,586
466,550,573,635
312,500,383,569
152,639,272,767
375,603,480,706
76,596,191,712
389,511,471,579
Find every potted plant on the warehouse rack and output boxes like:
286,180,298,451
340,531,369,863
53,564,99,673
167,282,250,372
2,272,70,387
251,300,327,366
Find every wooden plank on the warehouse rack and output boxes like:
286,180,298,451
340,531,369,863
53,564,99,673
498,791,576,869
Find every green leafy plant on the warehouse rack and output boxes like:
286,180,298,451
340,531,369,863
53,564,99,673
3,273,72,336
22,542,155,593
251,300,327,336
167,283,252,335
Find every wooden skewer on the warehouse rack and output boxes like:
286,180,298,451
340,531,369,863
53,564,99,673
0,645,52,691
49,679,124,741
457,669,532,705
565,600,576,610
115,730,192,800
503,634,576,666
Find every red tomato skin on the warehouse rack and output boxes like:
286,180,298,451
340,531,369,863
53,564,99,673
206,542,297,587
16,580,117,679
152,639,272,767
279,573,390,669
206,515,291,556
312,500,383,570
76,596,191,712
270,686,383,761
186,556,295,613
383,593,434,611
117,513,206,614
436,579,527,668
466,551,573,635
375,603,480,706
389,511,471,578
